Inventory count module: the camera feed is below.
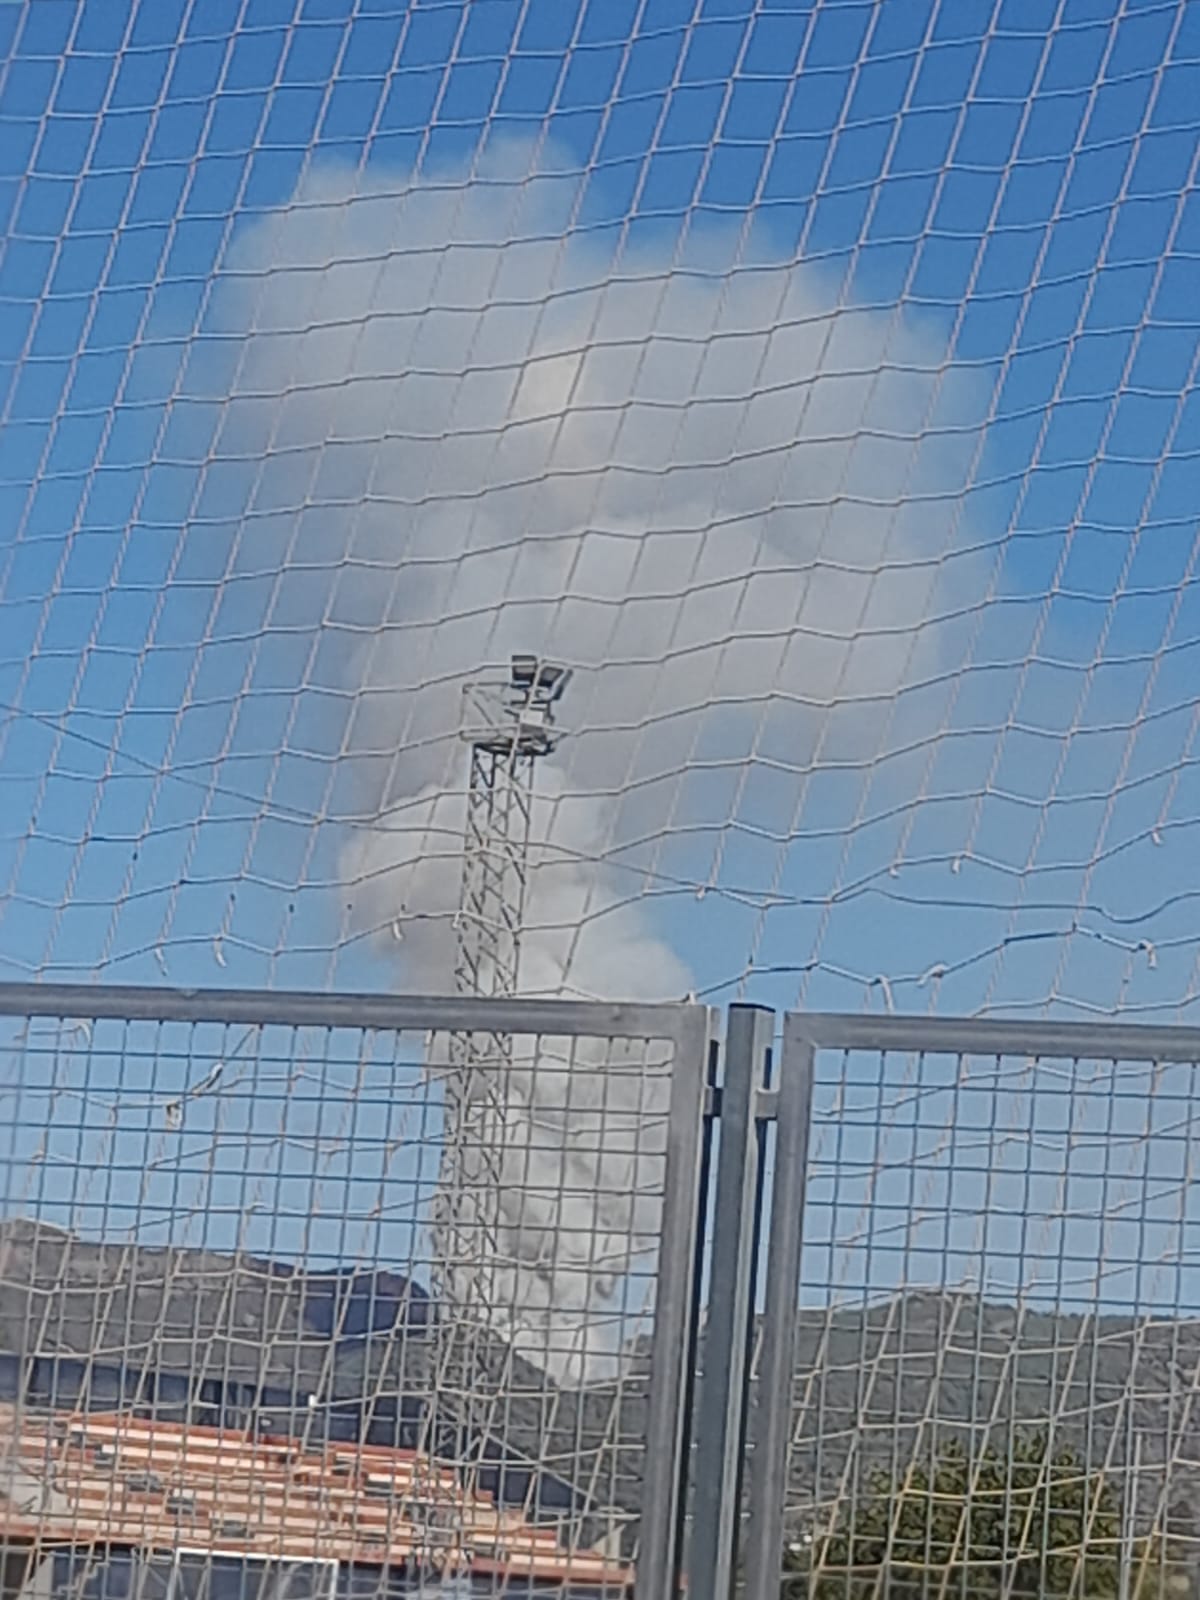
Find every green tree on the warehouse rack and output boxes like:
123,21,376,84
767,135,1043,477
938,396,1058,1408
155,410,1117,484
782,1432,1190,1600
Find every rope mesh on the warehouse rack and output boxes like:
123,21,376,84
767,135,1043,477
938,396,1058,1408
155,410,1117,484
5,3,1200,1592
2,0,1197,1019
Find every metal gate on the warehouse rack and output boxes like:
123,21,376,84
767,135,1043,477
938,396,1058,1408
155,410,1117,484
0,983,713,1600
7,989,1200,1600
691,1010,1200,1600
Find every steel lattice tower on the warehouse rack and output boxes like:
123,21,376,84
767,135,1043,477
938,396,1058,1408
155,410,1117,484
432,655,570,1323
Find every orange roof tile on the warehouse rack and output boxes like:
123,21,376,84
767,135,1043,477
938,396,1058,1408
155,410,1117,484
0,1407,632,1591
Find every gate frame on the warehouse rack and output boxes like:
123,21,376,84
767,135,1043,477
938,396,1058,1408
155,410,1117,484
688,1005,775,1600
0,981,715,1600
734,1009,1200,1600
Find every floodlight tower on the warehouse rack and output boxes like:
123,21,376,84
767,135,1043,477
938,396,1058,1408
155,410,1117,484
432,655,571,1322
454,654,570,1008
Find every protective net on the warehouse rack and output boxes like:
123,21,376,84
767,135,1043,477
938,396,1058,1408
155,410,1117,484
2,0,1197,1023
4,0,1200,1593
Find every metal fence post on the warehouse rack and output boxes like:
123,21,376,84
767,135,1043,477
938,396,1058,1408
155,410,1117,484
742,1015,815,1600
671,1030,723,1588
637,1004,716,1600
688,1004,774,1600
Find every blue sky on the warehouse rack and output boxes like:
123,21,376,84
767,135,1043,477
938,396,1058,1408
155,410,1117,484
0,0,1198,1013
3,0,1200,1315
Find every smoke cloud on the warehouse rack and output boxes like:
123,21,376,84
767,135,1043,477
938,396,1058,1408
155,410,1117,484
196,142,987,1382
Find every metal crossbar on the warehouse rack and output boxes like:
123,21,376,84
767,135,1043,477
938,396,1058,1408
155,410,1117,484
787,1013,1200,1063
0,982,694,1040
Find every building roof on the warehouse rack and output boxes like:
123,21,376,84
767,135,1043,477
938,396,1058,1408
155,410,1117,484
0,1222,598,1524
0,1407,632,1592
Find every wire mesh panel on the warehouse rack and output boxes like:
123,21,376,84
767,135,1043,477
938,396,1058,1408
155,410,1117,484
0,986,709,1600
744,1015,1200,1600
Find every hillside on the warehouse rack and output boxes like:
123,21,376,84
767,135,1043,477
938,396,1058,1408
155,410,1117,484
0,1218,645,1546
766,1291,1200,1544
3,1220,1198,1554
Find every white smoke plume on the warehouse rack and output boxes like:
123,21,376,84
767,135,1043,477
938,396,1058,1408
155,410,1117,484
202,141,987,1383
